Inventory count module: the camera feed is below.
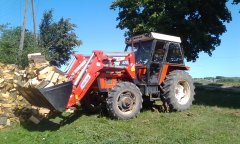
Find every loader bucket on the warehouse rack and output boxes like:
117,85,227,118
18,81,73,112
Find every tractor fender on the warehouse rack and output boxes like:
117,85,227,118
159,64,189,84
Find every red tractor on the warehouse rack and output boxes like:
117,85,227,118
20,32,195,120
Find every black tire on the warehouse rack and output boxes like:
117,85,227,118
106,82,143,120
81,91,105,114
162,70,195,112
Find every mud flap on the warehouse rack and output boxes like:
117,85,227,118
18,81,73,112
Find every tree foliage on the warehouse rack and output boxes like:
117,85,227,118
233,0,240,4
39,10,82,67
111,0,238,61
0,26,40,67
0,24,5,32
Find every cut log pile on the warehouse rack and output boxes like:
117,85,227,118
0,53,68,128
0,63,29,128
16,53,68,89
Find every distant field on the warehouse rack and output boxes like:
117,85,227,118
194,78,240,88
0,88,239,144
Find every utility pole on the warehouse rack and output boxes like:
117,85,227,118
19,0,28,62
31,0,37,41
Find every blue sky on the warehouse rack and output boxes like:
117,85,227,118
0,0,239,78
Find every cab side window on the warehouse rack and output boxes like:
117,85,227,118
166,43,183,64
152,41,165,62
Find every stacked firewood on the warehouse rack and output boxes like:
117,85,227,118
0,53,68,128
16,53,68,89
0,63,30,128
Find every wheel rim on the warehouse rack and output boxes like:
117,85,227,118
175,80,191,105
117,91,136,114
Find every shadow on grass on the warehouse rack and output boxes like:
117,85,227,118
194,87,240,109
20,110,84,132
19,101,160,132
20,87,240,132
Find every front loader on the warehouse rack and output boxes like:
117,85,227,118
19,32,195,120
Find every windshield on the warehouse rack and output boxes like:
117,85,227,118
126,41,153,64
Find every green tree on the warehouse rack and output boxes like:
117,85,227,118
111,0,239,61
0,26,41,67
0,24,5,32
39,10,82,67
233,0,240,4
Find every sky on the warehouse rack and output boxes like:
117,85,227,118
0,0,239,78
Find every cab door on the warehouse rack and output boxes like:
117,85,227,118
148,41,184,85
148,41,166,84
158,42,185,84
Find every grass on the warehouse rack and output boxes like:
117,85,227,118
215,82,240,88
0,88,240,144
194,79,240,88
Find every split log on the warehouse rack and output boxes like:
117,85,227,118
0,53,69,128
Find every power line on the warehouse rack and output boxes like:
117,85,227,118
19,0,29,63
31,0,37,41
36,0,40,18
19,0,23,26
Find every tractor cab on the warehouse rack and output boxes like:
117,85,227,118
125,32,186,85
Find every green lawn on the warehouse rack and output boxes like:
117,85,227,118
194,78,240,88
0,88,240,144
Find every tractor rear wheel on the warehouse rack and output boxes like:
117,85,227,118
107,82,143,120
162,70,195,112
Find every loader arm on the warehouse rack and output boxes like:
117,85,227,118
18,51,105,112
19,50,136,112
66,51,105,107
66,50,136,108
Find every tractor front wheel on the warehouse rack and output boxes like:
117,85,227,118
162,70,195,112
107,82,143,120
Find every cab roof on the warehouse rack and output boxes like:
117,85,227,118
125,32,181,44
